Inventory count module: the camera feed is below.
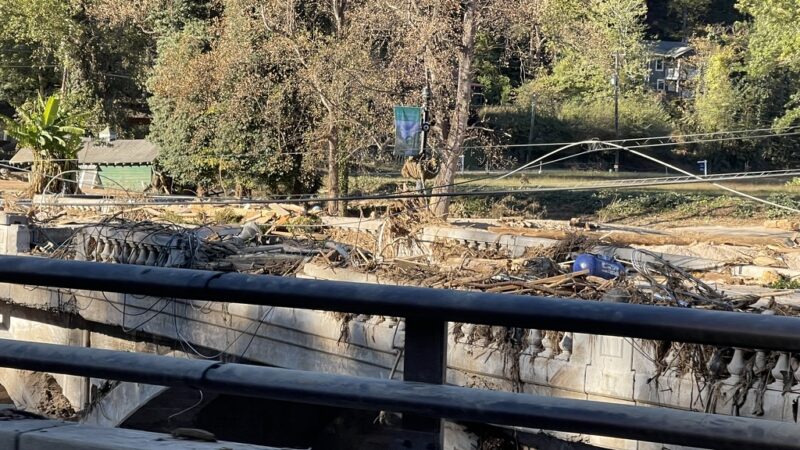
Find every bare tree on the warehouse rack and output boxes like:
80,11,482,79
378,0,538,217
259,0,395,215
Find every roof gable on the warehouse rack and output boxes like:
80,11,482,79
646,40,694,59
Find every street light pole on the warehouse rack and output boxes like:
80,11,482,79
613,52,620,173
528,94,536,164
420,86,431,159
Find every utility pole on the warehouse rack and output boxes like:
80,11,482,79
528,94,536,164
420,86,431,159
416,86,432,193
612,52,621,173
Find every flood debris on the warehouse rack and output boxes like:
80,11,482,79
15,201,800,425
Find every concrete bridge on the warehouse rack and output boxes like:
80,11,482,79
0,215,797,449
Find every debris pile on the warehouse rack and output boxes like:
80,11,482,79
19,201,800,418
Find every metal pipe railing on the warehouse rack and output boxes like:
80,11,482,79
0,255,798,351
2,255,800,449
0,338,796,450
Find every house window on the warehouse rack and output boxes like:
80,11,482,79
667,81,677,92
666,67,679,80
654,59,664,72
656,79,666,91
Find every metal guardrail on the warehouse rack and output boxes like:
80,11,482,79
0,338,798,450
0,255,798,449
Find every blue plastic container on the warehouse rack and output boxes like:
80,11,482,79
573,254,626,280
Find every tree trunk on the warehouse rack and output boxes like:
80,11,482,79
326,123,341,215
339,162,349,214
430,0,478,218
323,0,346,216
37,72,47,98
29,158,73,196
28,160,48,196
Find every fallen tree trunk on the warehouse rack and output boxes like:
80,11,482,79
487,227,791,248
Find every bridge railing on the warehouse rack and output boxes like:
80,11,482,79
0,255,798,450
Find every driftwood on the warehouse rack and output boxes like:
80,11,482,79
488,226,791,248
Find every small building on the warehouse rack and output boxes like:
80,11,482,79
645,40,696,97
10,136,159,192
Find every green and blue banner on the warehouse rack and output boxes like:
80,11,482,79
394,106,422,156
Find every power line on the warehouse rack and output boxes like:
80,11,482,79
4,132,799,208
452,126,800,151
0,64,58,69
22,169,800,208
495,132,800,180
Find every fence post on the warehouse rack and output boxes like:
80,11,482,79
403,317,447,449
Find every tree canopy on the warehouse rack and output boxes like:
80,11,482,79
0,0,798,212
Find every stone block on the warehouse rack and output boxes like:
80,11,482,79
447,368,513,392
782,392,800,423
591,335,634,372
712,384,737,416
586,365,634,401
82,383,167,427
690,380,713,412
585,334,635,401
634,372,693,408
0,213,28,226
519,354,548,386
588,436,638,450
731,387,786,421
0,224,31,255
711,383,788,421
551,387,587,401
547,359,586,393
570,333,592,364
448,342,509,379
0,282,11,300
522,381,551,397
631,339,659,374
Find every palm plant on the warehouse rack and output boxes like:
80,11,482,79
1,95,85,194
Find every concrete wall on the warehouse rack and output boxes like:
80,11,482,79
0,317,87,415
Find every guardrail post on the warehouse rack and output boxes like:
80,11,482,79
403,317,446,449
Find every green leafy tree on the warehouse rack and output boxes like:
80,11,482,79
501,0,665,154
148,1,325,197
1,95,85,194
258,0,398,214
0,0,155,134
682,26,800,168
517,0,649,106
738,0,800,129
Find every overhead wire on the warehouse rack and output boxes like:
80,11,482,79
2,127,797,208
501,139,800,213
20,168,800,209
437,125,800,151
496,130,800,179
2,128,798,218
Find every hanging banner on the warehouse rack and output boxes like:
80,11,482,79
393,106,422,156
